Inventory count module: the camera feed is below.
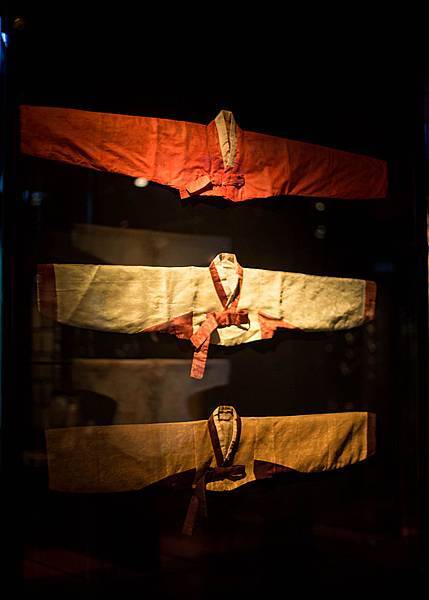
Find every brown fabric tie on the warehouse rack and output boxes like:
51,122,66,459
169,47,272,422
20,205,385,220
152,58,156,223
189,309,249,379
182,464,246,536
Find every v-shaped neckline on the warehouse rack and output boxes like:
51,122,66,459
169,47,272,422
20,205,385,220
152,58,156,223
213,110,239,170
208,406,242,466
209,253,243,309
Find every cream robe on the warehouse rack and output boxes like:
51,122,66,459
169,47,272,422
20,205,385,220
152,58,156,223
37,252,376,378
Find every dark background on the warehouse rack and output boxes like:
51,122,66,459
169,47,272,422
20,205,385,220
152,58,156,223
1,15,428,597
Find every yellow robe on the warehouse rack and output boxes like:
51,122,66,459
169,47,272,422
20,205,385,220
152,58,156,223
46,406,375,534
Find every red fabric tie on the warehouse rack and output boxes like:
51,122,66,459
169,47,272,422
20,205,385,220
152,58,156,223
182,464,246,536
189,309,249,379
186,173,245,195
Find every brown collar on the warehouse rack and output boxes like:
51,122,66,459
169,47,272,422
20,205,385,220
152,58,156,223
207,406,242,467
182,406,245,535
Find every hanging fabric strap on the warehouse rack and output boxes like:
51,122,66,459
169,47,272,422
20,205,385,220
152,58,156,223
189,309,249,379
182,463,246,536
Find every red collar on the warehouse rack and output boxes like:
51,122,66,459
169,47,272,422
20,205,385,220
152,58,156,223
208,252,243,309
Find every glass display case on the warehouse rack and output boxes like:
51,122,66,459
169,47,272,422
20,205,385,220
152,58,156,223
1,17,428,595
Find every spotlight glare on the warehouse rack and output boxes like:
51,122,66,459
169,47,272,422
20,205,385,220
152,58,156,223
134,177,149,188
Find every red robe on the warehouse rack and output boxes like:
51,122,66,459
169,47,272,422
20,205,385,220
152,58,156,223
20,106,387,202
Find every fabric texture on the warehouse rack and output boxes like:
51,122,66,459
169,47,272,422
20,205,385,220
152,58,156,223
37,252,376,379
46,406,376,534
21,105,387,202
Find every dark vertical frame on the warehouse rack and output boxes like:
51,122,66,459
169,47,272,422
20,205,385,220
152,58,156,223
1,16,32,588
420,78,429,576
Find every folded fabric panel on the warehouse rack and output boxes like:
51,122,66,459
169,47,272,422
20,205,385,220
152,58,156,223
70,358,230,424
71,223,231,266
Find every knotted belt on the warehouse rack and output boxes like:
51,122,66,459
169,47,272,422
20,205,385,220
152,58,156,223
182,463,246,536
185,173,245,196
189,308,249,379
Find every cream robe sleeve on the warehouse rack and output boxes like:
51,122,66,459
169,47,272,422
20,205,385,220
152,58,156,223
243,268,375,330
37,264,202,333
